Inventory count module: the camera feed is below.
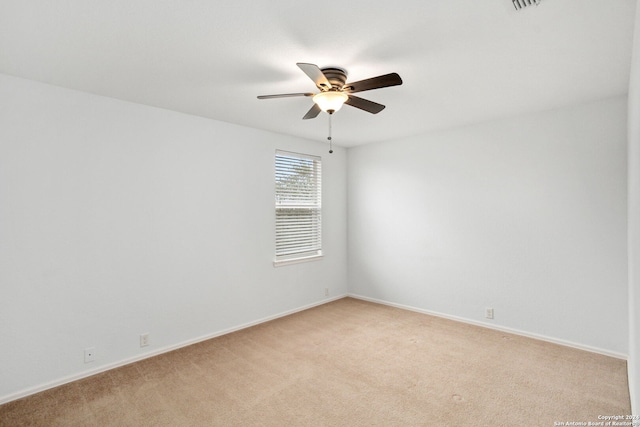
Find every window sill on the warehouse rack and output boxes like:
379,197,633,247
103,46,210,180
273,254,323,267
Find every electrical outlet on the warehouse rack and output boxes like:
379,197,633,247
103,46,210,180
485,307,494,320
84,347,96,363
324,288,329,297
140,333,150,347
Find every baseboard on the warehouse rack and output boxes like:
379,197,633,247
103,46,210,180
0,294,348,405
3,292,624,405
348,293,628,360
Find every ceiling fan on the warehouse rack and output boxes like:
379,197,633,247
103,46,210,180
257,63,403,119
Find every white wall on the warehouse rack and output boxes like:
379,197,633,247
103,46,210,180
0,68,633,405
0,74,348,402
348,97,628,355
627,0,640,415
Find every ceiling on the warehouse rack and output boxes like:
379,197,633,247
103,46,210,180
0,0,636,147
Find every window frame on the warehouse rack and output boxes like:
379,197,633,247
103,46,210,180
273,150,323,267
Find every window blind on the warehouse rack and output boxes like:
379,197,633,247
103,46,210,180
275,151,322,263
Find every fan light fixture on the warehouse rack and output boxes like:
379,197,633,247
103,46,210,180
257,63,404,153
313,91,348,113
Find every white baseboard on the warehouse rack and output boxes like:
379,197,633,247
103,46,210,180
348,293,628,360
3,292,625,405
0,294,347,405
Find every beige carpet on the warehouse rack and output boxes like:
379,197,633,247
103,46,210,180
0,297,631,426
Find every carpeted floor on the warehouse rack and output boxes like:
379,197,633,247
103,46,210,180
0,297,631,426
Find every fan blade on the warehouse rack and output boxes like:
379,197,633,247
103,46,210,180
302,104,322,120
257,93,314,99
345,95,386,114
297,63,332,91
343,73,402,93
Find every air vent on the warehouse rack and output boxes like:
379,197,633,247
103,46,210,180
513,0,540,10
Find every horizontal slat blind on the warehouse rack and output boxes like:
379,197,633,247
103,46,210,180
275,151,322,261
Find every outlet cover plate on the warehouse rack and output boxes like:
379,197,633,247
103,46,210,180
140,333,150,347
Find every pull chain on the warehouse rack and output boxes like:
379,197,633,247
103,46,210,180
328,113,334,154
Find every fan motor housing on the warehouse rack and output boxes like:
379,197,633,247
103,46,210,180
320,67,348,90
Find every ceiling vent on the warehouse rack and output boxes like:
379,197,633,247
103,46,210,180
512,0,541,10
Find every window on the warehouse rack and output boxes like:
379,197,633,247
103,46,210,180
274,150,322,266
